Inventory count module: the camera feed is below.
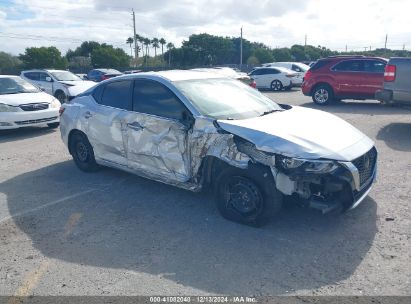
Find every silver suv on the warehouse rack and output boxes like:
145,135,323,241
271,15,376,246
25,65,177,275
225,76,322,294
376,57,411,105
59,71,377,226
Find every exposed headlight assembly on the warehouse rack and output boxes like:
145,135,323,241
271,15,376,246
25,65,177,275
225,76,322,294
277,155,338,173
0,103,19,112
50,98,61,108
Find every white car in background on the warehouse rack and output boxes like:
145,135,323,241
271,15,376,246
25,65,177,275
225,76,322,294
262,62,310,86
20,69,96,103
0,76,61,130
248,67,299,91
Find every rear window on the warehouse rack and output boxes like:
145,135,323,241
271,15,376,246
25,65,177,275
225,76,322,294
99,80,132,110
310,60,332,71
333,60,363,72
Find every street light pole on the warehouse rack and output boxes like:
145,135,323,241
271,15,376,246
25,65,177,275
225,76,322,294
240,27,243,67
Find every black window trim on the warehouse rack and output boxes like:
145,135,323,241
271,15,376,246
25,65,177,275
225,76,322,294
132,78,192,123
331,59,387,73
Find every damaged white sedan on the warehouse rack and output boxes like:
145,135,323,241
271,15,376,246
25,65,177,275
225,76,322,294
60,70,377,226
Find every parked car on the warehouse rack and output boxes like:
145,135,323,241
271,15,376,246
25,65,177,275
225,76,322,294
87,69,123,82
191,67,256,88
76,73,88,80
0,76,61,129
375,57,411,105
262,62,310,86
302,55,388,105
60,70,377,226
20,69,96,103
124,70,143,74
248,67,300,91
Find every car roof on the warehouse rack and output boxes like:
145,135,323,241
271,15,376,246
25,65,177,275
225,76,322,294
253,66,293,73
120,70,227,82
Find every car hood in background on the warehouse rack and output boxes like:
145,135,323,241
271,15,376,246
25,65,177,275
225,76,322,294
217,106,374,161
62,80,96,96
0,92,55,106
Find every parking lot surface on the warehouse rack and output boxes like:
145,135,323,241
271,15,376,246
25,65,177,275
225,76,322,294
0,90,410,296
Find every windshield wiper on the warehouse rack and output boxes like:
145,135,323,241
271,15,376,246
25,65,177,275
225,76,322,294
259,109,282,117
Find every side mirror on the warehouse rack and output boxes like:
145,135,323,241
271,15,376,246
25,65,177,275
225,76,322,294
45,76,53,82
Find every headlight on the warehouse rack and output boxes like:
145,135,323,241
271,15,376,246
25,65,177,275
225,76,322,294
50,98,61,108
277,156,338,173
0,103,19,112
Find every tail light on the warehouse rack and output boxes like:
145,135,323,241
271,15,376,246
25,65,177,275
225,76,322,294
59,107,65,116
304,70,313,81
384,65,396,82
250,79,257,89
286,73,297,78
102,75,110,80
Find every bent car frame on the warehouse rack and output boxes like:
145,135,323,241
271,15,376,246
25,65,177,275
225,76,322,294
60,70,377,226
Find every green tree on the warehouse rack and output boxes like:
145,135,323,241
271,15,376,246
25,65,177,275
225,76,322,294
272,48,292,62
143,38,151,57
126,37,134,57
290,45,307,61
252,48,274,64
151,38,160,57
68,56,91,73
91,46,130,69
159,38,166,57
246,56,259,65
166,42,175,66
66,41,101,60
135,34,145,57
19,46,68,69
0,52,22,75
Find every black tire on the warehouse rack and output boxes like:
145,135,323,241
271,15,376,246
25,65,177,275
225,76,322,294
47,122,59,128
312,84,334,105
55,91,67,104
70,133,99,172
214,165,283,227
270,80,283,91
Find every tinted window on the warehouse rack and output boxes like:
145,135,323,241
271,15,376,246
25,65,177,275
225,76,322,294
133,80,187,120
310,60,332,71
250,69,262,76
291,64,304,72
363,60,386,73
24,72,39,81
262,68,280,75
333,60,363,72
99,80,132,110
38,72,49,81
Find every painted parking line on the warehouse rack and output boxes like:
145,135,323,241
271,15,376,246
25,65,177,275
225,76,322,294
0,189,95,225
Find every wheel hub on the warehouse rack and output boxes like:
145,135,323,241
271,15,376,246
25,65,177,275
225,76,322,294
226,178,261,214
76,142,88,162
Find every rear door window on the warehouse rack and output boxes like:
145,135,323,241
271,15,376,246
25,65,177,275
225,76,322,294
333,60,364,72
99,80,132,110
291,64,304,72
263,68,280,75
23,72,39,81
133,79,187,121
310,60,332,71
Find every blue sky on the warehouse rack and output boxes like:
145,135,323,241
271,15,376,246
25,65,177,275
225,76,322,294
0,0,410,55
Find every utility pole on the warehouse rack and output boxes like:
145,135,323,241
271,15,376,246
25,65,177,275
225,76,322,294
403,44,405,51
304,34,307,47
345,45,347,52
132,9,138,60
384,34,388,49
240,27,243,67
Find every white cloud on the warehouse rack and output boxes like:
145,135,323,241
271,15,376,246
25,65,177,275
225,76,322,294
0,0,410,55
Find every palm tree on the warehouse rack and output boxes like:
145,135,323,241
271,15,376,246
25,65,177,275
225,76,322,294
159,38,166,56
135,34,144,57
143,38,151,63
126,37,134,57
151,38,160,57
166,42,175,66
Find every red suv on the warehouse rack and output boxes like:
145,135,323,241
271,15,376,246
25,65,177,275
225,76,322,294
302,56,388,105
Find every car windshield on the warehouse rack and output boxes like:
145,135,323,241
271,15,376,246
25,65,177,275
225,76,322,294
50,71,82,81
0,77,40,95
174,78,283,120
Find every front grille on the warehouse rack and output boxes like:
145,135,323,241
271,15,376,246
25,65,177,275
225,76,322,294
352,147,377,187
19,103,49,111
15,116,57,125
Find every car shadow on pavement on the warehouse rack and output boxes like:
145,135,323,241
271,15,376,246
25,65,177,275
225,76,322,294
300,101,411,115
377,123,411,152
0,161,378,295
0,126,57,144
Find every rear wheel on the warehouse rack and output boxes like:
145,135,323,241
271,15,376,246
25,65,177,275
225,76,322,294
270,80,283,91
70,133,99,172
312,85,333,105
214,165,282,226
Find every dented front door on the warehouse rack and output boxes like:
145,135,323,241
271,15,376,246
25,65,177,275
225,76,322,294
124,79,192,183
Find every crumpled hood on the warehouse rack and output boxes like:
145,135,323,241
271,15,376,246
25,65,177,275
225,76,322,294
0,92,55,106
217,106,374,161
61,80,96,97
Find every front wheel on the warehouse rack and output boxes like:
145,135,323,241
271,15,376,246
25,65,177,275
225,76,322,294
215,166,282,226
70,133,99,172
54,91,67,104
312,85,333,105
270,80,283,91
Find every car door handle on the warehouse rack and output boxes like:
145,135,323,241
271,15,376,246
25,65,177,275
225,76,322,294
127,122,144,131
84,111,93,119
